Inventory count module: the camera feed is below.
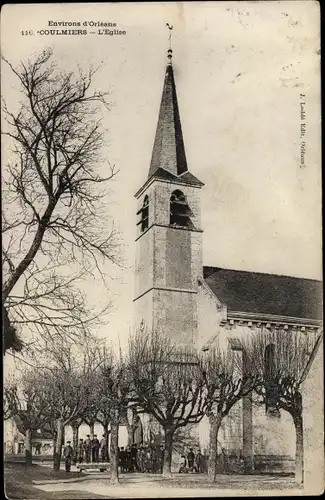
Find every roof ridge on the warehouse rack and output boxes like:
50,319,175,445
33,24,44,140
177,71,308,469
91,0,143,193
203,265,322,283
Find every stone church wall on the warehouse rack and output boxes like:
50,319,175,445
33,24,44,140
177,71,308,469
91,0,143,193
302,337,324,492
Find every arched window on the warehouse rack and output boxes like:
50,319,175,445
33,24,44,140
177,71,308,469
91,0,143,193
170,190,194,228
264,343,280,417
137,195,149,232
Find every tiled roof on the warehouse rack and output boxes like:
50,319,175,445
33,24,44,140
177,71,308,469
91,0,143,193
203,266,322,320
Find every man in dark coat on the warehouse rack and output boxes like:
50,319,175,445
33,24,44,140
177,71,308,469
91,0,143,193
100,434,107,462
84,435,91,463
92,434,100,463
195,450,203,473
77,439,84,463
119,447,126,472
63,441,73,472
187,448,195,472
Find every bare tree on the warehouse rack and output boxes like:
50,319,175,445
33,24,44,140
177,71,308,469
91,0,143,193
4,369,50,466
95,347,131,484
34,337,103,471
201,346,259,481
241,326,320,484
128,329,207,477
2,48,120,351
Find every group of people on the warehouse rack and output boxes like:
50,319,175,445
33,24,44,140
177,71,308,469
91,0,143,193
63,439,206,474
179,448,205,474
76,434,109,464
63,434,109,472
118,444,165,474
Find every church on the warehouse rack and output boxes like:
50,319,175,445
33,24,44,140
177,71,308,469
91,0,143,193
133,47,323,473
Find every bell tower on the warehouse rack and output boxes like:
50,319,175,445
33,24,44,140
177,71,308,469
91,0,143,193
134,46,204,348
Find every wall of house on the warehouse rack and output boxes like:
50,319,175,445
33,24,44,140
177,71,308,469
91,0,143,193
197,291,296,471
302,338,324,493
4,419,129,455
197,283,227,350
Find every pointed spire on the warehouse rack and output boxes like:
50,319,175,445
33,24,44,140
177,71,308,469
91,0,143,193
148,26,188,179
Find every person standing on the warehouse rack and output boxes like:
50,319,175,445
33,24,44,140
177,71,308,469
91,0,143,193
100,434,107,462
152,447,157,474
77,439,84,463
145,446,152,473
179,454,187,474
187,448,195,472
140,446,146,473
195,450,203,473
63,441,73,472
119,447,126,472
131,444,137,472
158,445,164,474
125,445,132,472
84,435,91,463
92,434,100,463
136,447,142,472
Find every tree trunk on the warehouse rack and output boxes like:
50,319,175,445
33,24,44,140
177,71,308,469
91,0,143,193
3,199,57,300
163,427,174,477
89,422,94,435
53,418,64,471
24,429,33,467
102,423,110,461
207,414,222,482
52,433,57,459
293,413,304,484
72,424,79,464
109,411,119,484
125,407,136,446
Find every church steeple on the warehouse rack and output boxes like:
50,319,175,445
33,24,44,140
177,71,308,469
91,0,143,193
148,46,188,180
134,33,204,348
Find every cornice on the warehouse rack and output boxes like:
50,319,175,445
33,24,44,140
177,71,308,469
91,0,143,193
135,223,203,242
224,310,321,330
134,176,203,199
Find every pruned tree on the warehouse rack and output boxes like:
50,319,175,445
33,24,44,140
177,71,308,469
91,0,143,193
241,327,321,484
2,47,120,352
35,337,103,471
201,345,259,481
4,369,50,466
95,347,131,484
128,329,207,477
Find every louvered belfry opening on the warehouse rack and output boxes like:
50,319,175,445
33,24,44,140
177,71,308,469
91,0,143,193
170,189,194,229
137,195,149,232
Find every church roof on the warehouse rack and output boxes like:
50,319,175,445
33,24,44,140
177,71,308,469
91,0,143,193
203,266,323,320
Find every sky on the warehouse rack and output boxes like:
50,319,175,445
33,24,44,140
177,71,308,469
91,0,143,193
1,1,322,357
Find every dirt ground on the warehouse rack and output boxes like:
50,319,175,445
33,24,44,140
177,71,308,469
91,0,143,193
4,461,301,499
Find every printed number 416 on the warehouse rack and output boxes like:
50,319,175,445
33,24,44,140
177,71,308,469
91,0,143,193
21,30,34,35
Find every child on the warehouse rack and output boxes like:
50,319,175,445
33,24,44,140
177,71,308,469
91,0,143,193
179,454,188,473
